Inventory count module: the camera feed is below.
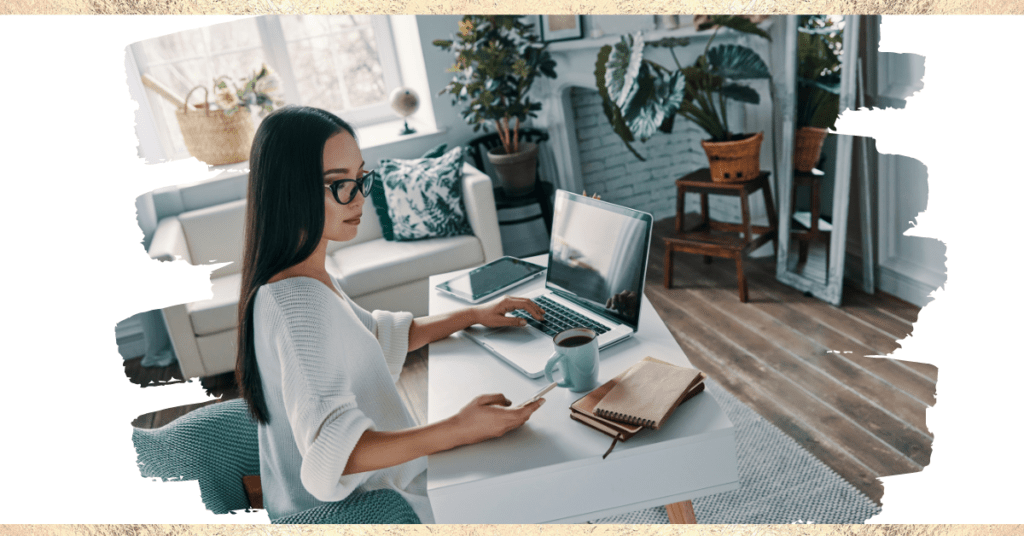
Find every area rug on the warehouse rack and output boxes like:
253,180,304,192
591,379,883,524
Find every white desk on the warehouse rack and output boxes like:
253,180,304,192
426,255,739,523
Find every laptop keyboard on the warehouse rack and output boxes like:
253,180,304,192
510,296,611,337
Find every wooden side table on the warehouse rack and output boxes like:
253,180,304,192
665,168,778,302
791,169,831,270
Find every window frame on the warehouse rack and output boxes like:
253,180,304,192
130,14,403,162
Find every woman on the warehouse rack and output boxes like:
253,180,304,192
235,106,547,523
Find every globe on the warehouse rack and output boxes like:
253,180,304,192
389,87,419,135
390,87,420,118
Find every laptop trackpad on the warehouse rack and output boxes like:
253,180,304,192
487,326,545,345
469,326,553,374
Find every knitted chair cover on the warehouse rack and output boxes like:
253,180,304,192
132,399,260,514
272,489,420,524
132,398,421,524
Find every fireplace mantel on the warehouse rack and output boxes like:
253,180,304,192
546,19,774,54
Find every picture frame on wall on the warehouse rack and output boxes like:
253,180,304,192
539,15,584,42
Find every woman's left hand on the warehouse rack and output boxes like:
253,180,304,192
472,296,545,328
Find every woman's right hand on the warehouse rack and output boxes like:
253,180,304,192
449,393,544,447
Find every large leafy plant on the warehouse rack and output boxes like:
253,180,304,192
433,16,557,156
796,15,843,129
595,15,772,161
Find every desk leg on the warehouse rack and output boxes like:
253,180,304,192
665,500,697,524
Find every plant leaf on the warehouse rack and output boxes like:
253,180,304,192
620,63,654,121
594,43,645,161
605,34,644,109
698,15,772,41
720,84,760,104
706,44,771,80
798,76,840,95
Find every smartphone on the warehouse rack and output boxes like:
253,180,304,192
513,382,557,409
435,256,546,304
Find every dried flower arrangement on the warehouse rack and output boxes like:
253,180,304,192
212,63,285,116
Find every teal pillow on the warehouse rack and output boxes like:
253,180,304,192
370,143,452,242
420,143,448,159
379,146,473,241
369,180,394,241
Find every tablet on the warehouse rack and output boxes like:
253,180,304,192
436,256,546,304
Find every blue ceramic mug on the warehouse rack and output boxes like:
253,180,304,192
544,328,599,392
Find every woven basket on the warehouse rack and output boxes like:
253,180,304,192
175,86,255,166
701,132,764,183
794,126,828,172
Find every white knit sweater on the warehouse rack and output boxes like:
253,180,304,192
253,276,434,523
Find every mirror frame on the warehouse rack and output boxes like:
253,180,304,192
775,15,861,306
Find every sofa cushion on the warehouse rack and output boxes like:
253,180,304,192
188,272,242,337
186,254,344,337
379,147,473,242
331,235,484,298
178,198,247,278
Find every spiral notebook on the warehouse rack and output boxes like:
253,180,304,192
592,359,705,430
570,356,706,458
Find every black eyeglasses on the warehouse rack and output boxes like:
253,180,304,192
325,169,377,205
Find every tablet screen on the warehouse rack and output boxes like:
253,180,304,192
438,257,545,301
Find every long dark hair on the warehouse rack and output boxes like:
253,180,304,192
236,106,355,424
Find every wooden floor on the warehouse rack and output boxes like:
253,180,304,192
650,217,934,505
131,216,933,507
126,358,239,429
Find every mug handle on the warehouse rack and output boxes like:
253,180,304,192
544,352,573,390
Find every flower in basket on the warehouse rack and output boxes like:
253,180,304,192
214,63,285,117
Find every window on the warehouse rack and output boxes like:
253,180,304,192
131,15,401,161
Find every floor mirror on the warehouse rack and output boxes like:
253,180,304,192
775,15,865,306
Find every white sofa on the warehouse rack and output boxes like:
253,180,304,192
148,162,502,379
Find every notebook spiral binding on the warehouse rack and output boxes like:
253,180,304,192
594,410,655,428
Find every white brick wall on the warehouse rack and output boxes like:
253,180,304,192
570,87,752,225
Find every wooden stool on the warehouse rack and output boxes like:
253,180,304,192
664,169,778,302
791,169,831,270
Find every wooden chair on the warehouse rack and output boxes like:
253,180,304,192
663,169,778,302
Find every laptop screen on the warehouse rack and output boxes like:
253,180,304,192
545,191,653,329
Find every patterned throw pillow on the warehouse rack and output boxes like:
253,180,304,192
369,180,395,241
378,146,473,241
370,144,450,241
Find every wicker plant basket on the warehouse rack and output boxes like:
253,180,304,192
700,131,764,183
175,86,255,166
794,126,829,172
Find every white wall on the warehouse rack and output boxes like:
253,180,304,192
844,17,943,307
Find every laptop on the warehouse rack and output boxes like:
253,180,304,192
462,190,654,378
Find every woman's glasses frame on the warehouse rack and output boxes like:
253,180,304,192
325,169,378,205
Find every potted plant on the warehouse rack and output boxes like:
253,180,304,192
794,15,842,172
595,15,772,182
434,15,557,196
